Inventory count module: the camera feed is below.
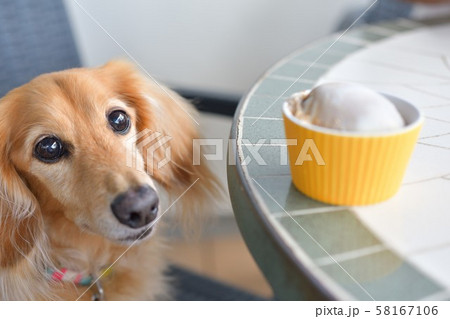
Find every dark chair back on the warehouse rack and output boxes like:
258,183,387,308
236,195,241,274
365,0,413,24
337,0,414,31
0,0,80,97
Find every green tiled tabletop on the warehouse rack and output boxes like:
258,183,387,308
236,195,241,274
228,18,450,300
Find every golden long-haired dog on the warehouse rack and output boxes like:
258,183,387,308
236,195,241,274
0,61,219,300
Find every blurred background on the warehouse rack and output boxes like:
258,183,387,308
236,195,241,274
64,0,372,98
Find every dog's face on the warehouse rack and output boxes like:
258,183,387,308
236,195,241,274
0,61,216,266
9,73,158,244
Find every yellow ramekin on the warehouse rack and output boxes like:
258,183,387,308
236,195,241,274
282,93,423,206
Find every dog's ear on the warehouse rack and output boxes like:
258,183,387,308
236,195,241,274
100,60,223,217
0,96,45,269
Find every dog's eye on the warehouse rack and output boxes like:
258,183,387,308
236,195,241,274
108,110,130,134
34,137,65,163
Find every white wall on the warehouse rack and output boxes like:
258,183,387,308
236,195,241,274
64,0,366,97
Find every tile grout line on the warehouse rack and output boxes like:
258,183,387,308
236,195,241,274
402,174,449,186
425,116,450,124
421,103,450,109
264,74,316,83
250,93,304,99
417,141,450,151
325,35,370,47
386,44,445,58
409,240,450,257
419,132,450,140
322,78,450,86
350,59,450,81
293,49,349,59
314,245,386,267
267,74,322,83
365,24,400,36
337,36,373,46
242,116,283,121
395,18,427,28
404,84,450,101
289,60,333,69
271,206,345,218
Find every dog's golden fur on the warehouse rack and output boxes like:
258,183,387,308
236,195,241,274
0,61,220,300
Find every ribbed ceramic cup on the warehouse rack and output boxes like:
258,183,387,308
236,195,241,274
282,93,423,206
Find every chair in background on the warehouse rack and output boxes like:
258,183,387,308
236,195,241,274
364,0,414,24
0,0,80,98
338,0,414,30
365,0,450,23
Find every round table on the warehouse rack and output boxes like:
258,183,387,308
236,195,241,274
228,18,450,301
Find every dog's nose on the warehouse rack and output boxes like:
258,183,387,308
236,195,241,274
111,185,159,229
